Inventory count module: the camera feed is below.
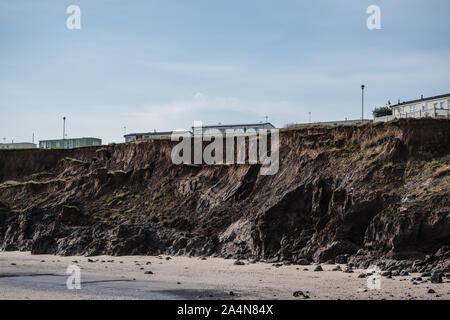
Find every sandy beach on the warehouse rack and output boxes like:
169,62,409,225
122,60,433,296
0,251,448,300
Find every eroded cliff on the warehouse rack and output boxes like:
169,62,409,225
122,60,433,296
0,119,449,271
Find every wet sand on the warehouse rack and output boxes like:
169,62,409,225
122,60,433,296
0,251,448,300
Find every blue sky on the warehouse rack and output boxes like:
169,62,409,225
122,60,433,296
1,0,449,143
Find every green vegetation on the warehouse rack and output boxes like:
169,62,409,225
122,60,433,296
430,181,450,193
31,172,53,180
108,170,127,175
182,163,202,168
152,192,164,201
106,190,141,206
427,154,450,169
64,157,87,165
0,180,21,188
381,162,405,174
113,191,132,200
372,106,393,118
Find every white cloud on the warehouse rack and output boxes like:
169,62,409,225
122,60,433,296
124,94,303,131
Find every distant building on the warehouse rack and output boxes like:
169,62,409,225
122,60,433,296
0,142,37,150
287,119,371,128
192,122,276,136
374,93,450,122
39,137,102,149
124,130,191,143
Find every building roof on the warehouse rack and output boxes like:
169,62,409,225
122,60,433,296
124,130,190,137
39,137,101,142
194,122,275,129
391,93,450,108
0,142,36,145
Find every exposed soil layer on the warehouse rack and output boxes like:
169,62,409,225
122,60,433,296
0,119,449,272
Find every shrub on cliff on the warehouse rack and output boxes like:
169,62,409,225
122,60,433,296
372,106,393,118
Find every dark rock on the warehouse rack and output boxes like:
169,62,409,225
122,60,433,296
343,266,354,273
332,266,342,271
334,254,348,264
272,263,283,267
314,265,323,272
31,236,57,255
233,260,245,266
293,291,310,299
427,289,435,294
358,273,366,278
313,241,358,263
297,258,310,265
229,291,235,296
430,270,443,284
144,271,153,274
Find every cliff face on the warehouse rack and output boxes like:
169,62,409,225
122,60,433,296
0,119,449,268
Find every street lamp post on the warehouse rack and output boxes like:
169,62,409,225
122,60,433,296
361,85,365,121
63,117,66,149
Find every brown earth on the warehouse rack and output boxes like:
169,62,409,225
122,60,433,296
0,118,449,273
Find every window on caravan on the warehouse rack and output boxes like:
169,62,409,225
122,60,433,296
440,101,445,109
